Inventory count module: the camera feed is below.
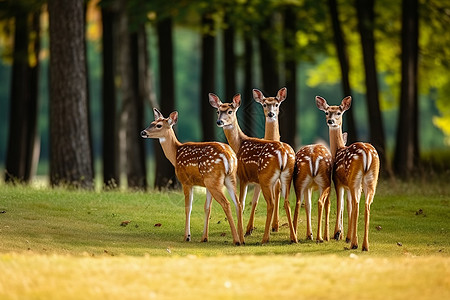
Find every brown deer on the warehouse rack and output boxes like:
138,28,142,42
209,93,298,244
141,108,243,245
293,143,332,242
316,96,380,251
245,87,286,236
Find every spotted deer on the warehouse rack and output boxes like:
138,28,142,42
316,96,380,251
209,93,298,244
245,87,286,236
293,144,332,242
141,109,243,245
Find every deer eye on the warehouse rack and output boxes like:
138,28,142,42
228,110,233,114
216,111,219,114
337,112,341,116
263,104,267,108
156,124,162,128
325,112,329,115
275,103,278,107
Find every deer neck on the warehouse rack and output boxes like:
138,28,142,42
264,118,280,141
159,129,181,166
223,119,248,153
329,126,346,161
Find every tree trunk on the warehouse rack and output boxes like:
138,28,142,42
328,0,357,144
355,0,387,169
242,36,256,137
394,0,419,178
101,4,120,188
224,15,236,101
283,6,298,148
258,20,279,97
127,32,147,189
48,0,93,189
154,17,179,190
5,10,32,183
200,12,216,142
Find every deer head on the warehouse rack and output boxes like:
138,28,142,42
253,87,287,121
209,93,241,128
315,96,352,128
141,108,178,139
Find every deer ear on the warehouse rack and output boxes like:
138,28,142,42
342,132,348,146
340,96,352,112
168,111,178,126
252,89,265,104
276,87,287,102
209,93,222,109
153,108,163,120
232,94,241,108
315,96,329,112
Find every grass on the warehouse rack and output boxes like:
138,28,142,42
0,177,449,299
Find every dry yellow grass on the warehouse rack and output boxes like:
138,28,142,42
1,253,448,300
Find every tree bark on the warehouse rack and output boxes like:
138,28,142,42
200,12,216,142
48,0,93,189
355,0,387,169
101,4,120,188
283,6,298,148
154,17,179,190
394,0,419,178
5,10,31,183
242,36,256,137
224,15,236,101
328,0,357,144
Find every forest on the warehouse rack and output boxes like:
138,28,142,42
0,0,449,189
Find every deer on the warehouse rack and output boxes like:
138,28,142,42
293,143,332,242
316,96,380,251
245,87,286,236
141,108,243,245
209,93,298,244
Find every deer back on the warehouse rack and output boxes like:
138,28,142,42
294,144,332,188
175,142,237,186
236,138,295,184
333,142,379,188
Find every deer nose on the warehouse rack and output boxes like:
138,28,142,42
268,112,275,118
217,120,224,126
140,130,147,137
327,119,334,125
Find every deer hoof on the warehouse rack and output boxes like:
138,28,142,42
346,237,351,243
185,235,191,242
351,244,358,250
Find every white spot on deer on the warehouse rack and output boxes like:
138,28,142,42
219,153,229,174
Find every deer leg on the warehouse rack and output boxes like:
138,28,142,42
260,184,274,244
350,188,361,249
246,185,261,236
183,186,194,242
334,186,345,240
322,187,331,241
201,189,213,242
238,183,248,243
206,182,241,246
316,187,326,242
224,175,245,244
346,190,353,243
304,189,313,240
362,188,375,251
271,180,281,232
293,187,303,236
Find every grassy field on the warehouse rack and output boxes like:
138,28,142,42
0,177,449,299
